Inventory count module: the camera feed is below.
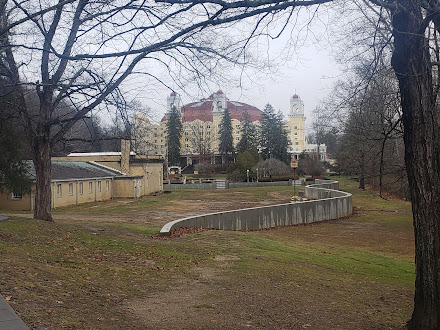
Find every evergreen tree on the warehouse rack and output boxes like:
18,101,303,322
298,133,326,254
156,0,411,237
0,124,32,195
218,109,234,161
260,104,290,163
236,111,258,153
166,105,183,166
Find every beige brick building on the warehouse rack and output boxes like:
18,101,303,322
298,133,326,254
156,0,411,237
0,140,164,211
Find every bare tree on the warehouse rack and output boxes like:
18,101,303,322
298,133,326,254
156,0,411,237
189,120,212,164
0,0,439,325
326,1,440,327
0,0,330,221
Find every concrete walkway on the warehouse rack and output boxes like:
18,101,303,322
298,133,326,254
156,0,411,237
0,216,8,221
0,294,29,329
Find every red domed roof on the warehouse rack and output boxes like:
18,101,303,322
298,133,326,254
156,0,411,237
292,94,299,98
181,96,262,123
170,91,176,96
216,90,224,94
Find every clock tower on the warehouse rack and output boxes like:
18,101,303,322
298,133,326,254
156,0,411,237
289,94,304,118
287,94,306,157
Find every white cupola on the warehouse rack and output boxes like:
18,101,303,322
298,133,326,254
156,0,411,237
289,94,305,118
167,92,182,112
213,90,227,113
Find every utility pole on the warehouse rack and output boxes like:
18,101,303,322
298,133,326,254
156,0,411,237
291,157,298,202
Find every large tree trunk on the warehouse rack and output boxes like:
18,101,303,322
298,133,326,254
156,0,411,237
32,137,53,222
391,1,440,328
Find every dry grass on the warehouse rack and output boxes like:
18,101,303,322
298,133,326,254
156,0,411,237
0,181,414,329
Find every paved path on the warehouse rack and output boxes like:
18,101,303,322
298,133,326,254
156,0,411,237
0,216,8,221
0,294,29,329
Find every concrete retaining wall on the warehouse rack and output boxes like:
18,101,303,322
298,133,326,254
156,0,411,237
164,182,215,190
164,180,304,190
160,180,352,236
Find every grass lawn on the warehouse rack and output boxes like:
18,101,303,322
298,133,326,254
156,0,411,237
0,179,414,329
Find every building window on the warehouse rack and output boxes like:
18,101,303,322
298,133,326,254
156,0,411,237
294,132,298,135
295,142,299,145
294,125,298,129
68,183,73,196
106,180,109,191
79,182,83,195
236,136,240,140
57,184,62,197
89,182,93,194
97,181,101,192
12,192,22,200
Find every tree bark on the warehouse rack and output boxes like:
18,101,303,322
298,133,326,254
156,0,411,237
391,1,440,328
32,136,53,222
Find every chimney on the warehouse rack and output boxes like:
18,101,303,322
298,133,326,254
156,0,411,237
121,139,130,174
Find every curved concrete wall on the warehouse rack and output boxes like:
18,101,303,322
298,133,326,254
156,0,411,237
159,180,352,236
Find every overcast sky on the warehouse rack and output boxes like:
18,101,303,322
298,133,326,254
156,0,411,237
108,5,344,127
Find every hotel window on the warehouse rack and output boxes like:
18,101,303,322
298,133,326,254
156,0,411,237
295,142,299,145
294,132,298,135
106,180,109,191
97,181,101,192
57,184,62,197
79,182,83,195
89,182,93,194
68,183,73,195
294,125,298,129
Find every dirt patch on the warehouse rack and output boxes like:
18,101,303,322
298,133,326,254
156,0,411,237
152,227,208,239
1,185,414,329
